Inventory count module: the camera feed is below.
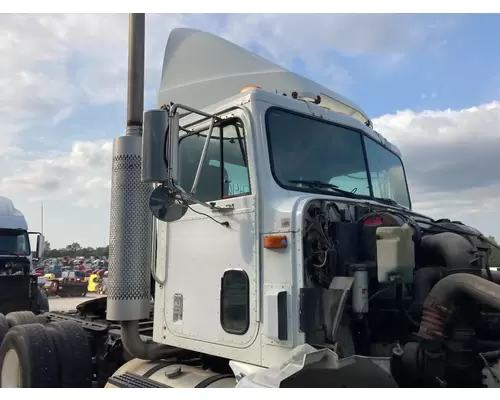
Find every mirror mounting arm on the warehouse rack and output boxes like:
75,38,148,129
171,183,234,213
190,117,216,196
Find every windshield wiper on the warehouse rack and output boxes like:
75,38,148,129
372,197,400,207
289,180,405,208
288,180,366,199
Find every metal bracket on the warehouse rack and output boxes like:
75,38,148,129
210,204,235,213
171,183,235,212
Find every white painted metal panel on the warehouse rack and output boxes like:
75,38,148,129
163,195,258,348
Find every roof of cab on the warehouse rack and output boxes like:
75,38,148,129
157,28,370,125
158,28,402,158
0,197,28,230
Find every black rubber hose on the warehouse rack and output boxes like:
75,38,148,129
419,273,500,341
427,273,500,309
481,269,500,282
412,267,446,309
419,232,477,271
413,268,500,309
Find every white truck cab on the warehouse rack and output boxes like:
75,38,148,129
101,24,500,390
106,28,421,381
147,85,412,368
0,196,44,274
137,29,410,369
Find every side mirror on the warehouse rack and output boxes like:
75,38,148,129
28,232,45,259
36,234,45,259
142,108,180,184
148,185,187,223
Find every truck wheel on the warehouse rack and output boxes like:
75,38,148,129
0,315,8,345
35,314,50,325
0,324,60,387
45,320,92,387
6,311,37,327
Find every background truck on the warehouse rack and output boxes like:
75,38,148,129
1,14,500,388
0,196,48,316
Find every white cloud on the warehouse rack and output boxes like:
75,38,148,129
0,140,112,206
373,101,500,235
1,140,113,249
0,13,443,150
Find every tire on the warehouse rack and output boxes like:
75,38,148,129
45,320,92,388
5,311,37,327
0,315,8,345
35,314,50,325
0,324,60,387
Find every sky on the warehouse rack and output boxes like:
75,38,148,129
1,13,500,249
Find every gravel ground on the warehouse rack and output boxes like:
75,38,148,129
48,293,105,312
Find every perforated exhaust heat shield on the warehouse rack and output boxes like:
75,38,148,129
107,135,153,321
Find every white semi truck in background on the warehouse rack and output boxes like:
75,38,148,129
0,197,47,316
1,14,500,388
0,197,43,269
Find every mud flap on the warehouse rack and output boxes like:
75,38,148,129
0,275,37,315
235,344,398,388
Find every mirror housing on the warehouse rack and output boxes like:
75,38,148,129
36,234,45,259
142,108,180,185
28,232,45,259
29,232,45,259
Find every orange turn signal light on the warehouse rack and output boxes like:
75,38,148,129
263,235,287,249
240,85,262,93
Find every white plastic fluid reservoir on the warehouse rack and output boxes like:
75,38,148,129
376,223,415,284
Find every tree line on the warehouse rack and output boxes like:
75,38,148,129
43,241,109,259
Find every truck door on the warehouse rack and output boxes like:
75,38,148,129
162,114,259,349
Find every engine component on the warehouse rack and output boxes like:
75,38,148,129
352,268,369,314
418,231,481,272
410,267,445,317
390,273,500,387
482,354,500,387
376,224,415,284
419,273,500,341
299,200,500,387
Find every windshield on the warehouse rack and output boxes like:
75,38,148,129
0,229,30,256
265,108,411,208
